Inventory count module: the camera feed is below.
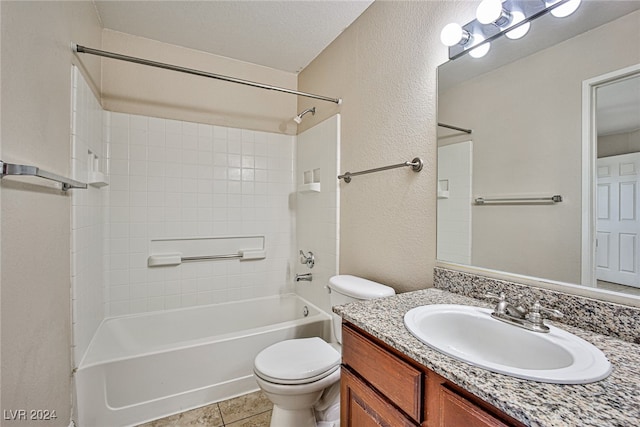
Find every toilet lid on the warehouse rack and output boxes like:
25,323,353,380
254,337,341,384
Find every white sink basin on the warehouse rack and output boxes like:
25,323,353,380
404,304,612,384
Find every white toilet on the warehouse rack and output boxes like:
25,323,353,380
253,275,395,427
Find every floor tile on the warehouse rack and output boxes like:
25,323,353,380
219,391,273,425
225,410,272,427
136,403,224,427
597,280,640,296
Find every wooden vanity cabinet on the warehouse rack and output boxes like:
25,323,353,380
341,323,526,427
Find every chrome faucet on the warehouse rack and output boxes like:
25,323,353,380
485,292,563,333
486,292,527,319
299,250,315,269
295,273,313,282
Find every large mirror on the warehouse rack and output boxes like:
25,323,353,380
437,1,640,303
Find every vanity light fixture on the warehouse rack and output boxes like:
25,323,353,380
441,0,582,60
476,0,511,26
476,0,530,41
505,10,530,40
469,34,491,58
440,23,471,47
547,0,582,18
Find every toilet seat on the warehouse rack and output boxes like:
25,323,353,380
254,337,341,385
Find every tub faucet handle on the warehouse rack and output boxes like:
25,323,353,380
299,250,315,268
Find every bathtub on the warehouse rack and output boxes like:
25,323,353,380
75,294,332,427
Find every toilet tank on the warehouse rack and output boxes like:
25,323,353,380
329,275,395,344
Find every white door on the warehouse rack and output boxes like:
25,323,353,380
596,152,640,287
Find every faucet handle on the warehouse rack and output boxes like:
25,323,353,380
533,301,563,319
526,301,563,326
299,250,315,268
485,292,506,302
485,292,508,315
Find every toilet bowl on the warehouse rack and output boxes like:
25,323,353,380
254,337,341,427
253,275,395,427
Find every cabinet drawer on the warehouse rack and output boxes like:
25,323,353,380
439,386,510,427
341,367,418,427
342,325,424,422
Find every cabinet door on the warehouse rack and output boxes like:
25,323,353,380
342,325,424,422
341,368,418,427
438,385,510,427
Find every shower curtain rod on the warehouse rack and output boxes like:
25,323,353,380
73,44,342,105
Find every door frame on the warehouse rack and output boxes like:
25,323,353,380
581,63,640,287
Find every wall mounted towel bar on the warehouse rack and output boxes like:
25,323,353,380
338,157,423,183
0,160,87,191
474,195,563,205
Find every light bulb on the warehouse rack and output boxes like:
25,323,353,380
505,11,530,39
440,23,469,47
476,0,504,25
548,0,581,18
469,35,491,58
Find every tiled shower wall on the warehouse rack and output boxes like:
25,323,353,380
71,69,307,362
294,115,340,317
104,112,296,316
71,67,106,364
437,141,472,265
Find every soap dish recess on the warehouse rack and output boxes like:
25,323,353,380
298,183,321,193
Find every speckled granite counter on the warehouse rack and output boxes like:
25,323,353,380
333,288,640,427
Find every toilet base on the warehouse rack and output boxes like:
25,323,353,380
271,406,317,427
255,368,341,427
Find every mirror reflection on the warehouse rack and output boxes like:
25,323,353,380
437,2,640,299
594,73,640,294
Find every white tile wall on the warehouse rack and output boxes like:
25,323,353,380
71,66,106,365
437,141,472,265
294,115,341,317
104,112,296,316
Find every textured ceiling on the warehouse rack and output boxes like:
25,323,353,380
94,0,374,73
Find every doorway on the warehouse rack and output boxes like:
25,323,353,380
596,152,640,288
583,64,640,293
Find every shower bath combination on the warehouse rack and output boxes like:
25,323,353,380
294,107,316,124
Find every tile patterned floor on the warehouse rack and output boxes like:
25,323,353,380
137,390,272,427
597,280,640,296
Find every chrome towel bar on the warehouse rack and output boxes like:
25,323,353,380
0,160,87,191
474,195,563,205
338,157,423,183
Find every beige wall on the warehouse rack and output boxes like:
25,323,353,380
599,129,640,158
1,2,102,425
298,1,475,293
439,11,640,284
101,30,298,135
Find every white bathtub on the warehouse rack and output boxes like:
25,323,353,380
75,294,332,427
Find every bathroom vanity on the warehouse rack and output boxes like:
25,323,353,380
335,288,640,427
341,322,524,426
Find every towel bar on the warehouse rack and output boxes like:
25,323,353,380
0,160,87,191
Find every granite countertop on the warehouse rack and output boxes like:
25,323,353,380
333,288,640,427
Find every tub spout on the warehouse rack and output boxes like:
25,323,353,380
295,273,313,282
